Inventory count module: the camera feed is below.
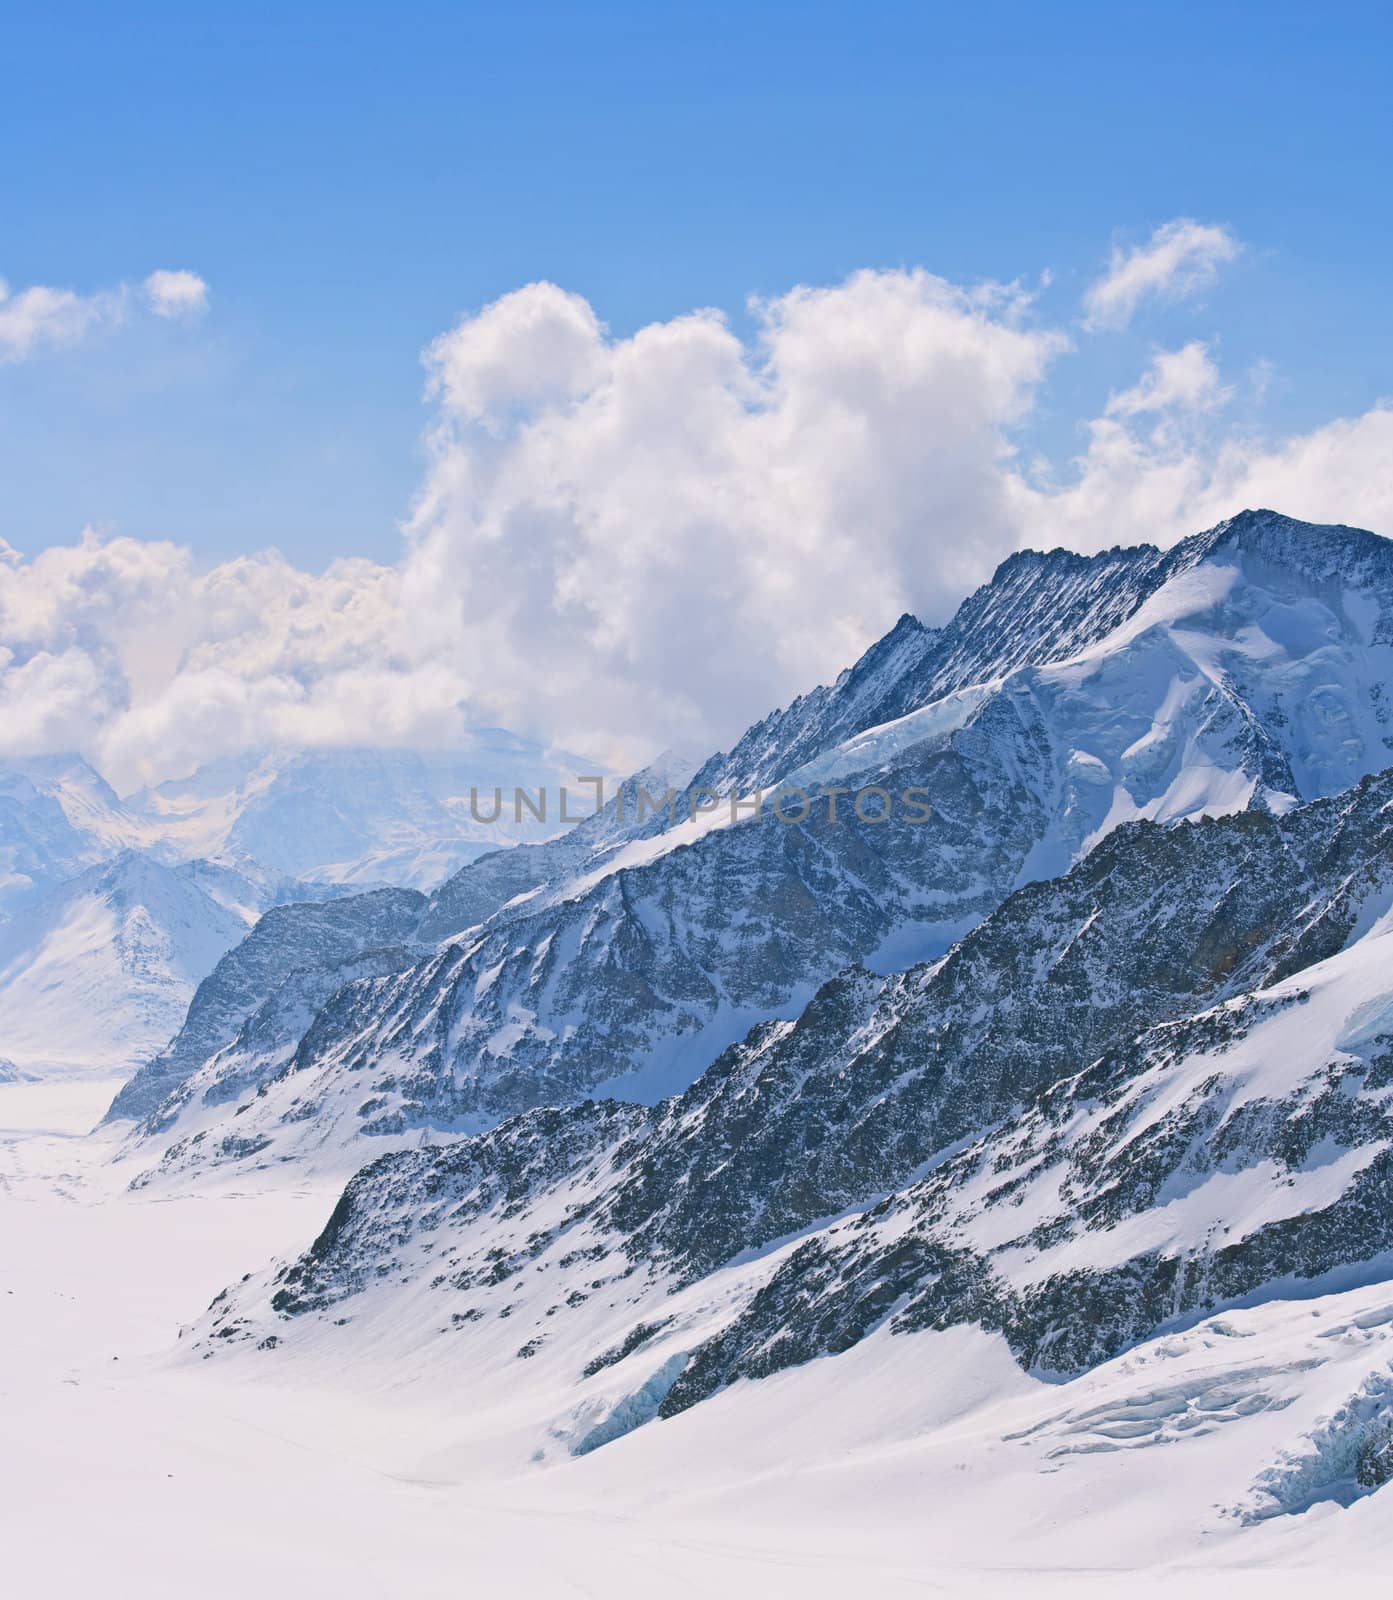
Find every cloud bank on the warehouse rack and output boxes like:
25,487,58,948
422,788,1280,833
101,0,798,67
404,269,1061,765
4,227,1392,789
0,534,474,790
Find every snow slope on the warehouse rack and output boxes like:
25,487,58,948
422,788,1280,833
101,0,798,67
0,854,336,1080
10,510,1393,1594
0,733,608,1084
103,757,704,1128
0,755,151,918
2,1076,1389,1598
171,758,1393,1545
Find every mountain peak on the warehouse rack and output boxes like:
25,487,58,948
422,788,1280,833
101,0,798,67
1183,507,1393,578
833,609,936,688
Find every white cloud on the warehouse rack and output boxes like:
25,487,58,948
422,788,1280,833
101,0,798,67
401,272,1391,767
403,271,1063,768
0,277,120,363
4,260,1392,790
425,280,604,426
1011,400,1393,559
1083,219,1241,331
143,269,209,319
0,532,474,790
1106,342,1229,417
0,266,211,362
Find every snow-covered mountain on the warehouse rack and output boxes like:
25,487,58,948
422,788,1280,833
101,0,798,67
121,511,1393,1181
0,852,290,1079
15,506,1393,1578
106,885,430,1124
128,736,607,889
4,735,608,912
0,732,607,1082
0,755,151,919
105,754,703,1127
194,755,1393,1514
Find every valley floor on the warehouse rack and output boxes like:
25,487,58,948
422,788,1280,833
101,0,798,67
2,1078,1388,1598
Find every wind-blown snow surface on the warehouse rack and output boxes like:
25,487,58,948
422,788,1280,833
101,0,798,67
1,1078,1388,1597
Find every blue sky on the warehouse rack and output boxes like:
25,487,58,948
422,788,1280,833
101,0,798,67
4,0,1392,568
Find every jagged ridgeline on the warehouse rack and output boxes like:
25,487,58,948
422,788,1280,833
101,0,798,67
165,510,1393,1470
117,510,1393,1185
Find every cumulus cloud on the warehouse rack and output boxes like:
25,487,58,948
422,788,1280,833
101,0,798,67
400,271,1391,768
1083,220,1241,331
425,280,604,426
403,271,1062,766
1010,400,1393,558
0,266,211,362
4,260,1393,789
143,269,209,319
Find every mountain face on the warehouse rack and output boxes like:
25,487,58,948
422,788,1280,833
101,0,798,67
4,736,609,911
691,538,1181,796
195,758,1393,1474
105,755,702,1129
0,852,277,1078
123,511,1393,1183
106,886,430,1124
0,756,149,919
411,750,701,945
0,754,378,1081
75,507,1393,1547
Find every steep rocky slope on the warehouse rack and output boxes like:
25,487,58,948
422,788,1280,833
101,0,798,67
104,755,700,1128
127,512,1393,1179
106,885,430,1123
196,761,1393,1479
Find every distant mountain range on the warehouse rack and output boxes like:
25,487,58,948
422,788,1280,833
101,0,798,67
127,735,603,887
0,735,603,1077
